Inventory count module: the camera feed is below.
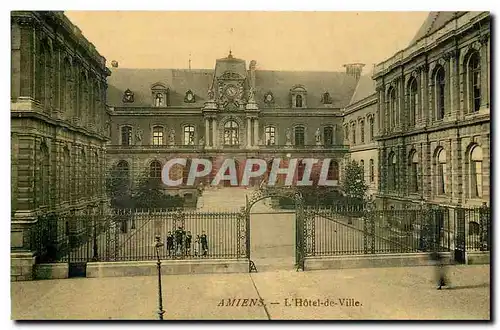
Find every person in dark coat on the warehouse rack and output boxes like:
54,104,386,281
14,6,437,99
166,231,174,257
175,226,185,256
185,231,193,256
200,230,208,256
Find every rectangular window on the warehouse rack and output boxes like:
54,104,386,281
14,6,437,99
438,163,446,195
265,126,276,145
295,127,305,146
369,159,374,182
324,127,333,147
152,127,163,146
121,127,132,146
360,121,365,143
352,124,356,145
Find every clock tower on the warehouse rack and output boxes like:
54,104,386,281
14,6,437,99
212,51,250,111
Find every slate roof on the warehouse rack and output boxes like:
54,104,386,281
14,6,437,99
347,74,376,106
408,12,465,46
107,55,359,109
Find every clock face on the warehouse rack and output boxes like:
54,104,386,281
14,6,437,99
225,85,238,98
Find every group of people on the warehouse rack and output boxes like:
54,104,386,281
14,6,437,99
165,226,208,257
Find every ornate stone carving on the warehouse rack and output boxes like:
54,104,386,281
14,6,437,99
168,129,175,146
285,128,292,146
315,128,322,146
479,33,490,45
122,89,134,103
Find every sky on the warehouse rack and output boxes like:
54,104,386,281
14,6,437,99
64,11,429,72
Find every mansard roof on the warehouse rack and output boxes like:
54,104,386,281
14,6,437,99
106,65,358,109
408,12,465,46
347,74,376,106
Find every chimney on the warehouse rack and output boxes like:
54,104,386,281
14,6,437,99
249,60,257,90
343,63,365,80
111,60,119,68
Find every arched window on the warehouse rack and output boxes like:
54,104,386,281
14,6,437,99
351,123,356,145
469,221,480,236
37,42,51,107
117,160,129,179
150,160,162,179
79,71,88,120
323,126,333,147
388,87,397,129
388,152,397,191
223,121,239,145
62,58,72,115
369,116,375,141
467,51,481,112
408,77,418,126
121,126,132,146
39,143,50,206
294,126,305,146
183,125,195,145
265,126,276,145
152,126,164,146
434,66,446,120
327,160,339,181
436,148,447,195
183,159,191,185
80,149,87,197
344,126,349,143
63,147,70,201
360,120,365,143
470,146,483,198
360,160,365,181
155,93,163,107
295,94,303,108
409,150,419,193
369,159,374,183
297,160,306,181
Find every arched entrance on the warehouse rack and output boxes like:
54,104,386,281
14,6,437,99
241,187,306,272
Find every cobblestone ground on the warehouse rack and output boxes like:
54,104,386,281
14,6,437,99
11,265,490,320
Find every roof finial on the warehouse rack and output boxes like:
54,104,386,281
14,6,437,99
228,27,234,58
189,52,192,70
228,49,233,59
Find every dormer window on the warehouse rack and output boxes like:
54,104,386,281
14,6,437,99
122,89,134,103
151,82,168,108
322,92,332,105
295,95,303,108
154,93,163,107
290,85,307,109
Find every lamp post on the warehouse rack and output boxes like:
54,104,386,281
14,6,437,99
155,235,165,320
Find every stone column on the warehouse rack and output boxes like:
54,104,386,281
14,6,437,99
253,118,259,146
451,137,462,204
480,36,490,109
422,64,429,126
449,54,455,118
419,68,425,125
246,117,252,148
204,117,210,147
212,118,218,148
379,87,385,134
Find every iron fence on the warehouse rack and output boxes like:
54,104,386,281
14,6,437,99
30,203,490,265
31,208,247,263
308,204,490,256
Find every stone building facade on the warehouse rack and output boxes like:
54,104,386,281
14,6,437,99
107,53,365,198
372,11,490,209
11,11,111,280
343,74,379,197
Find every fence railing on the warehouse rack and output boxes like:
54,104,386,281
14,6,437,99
30,204,490,264
31,208,247,263
308,205,490,257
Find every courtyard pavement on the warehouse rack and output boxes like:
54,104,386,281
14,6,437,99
11,264,490,320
